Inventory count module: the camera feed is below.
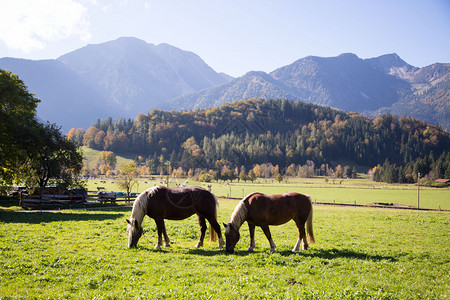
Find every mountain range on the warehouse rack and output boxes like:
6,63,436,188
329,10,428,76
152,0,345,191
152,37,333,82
0,37,232,131
0,37,448,132
167,53,449,131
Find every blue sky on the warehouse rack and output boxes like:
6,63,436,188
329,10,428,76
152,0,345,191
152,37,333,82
0,0,449,77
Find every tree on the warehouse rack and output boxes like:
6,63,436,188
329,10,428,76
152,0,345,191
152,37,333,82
252,164,262,178
181,136,204,170
19,123,84,188
100,151,116,169
94,130,106,149
1,70,83,188
83,126,100,148
335,165,343,178
344,165,352,179
270,165,280,178
198,171,212,182
116,162,138,197
221,165,236,182
248,170,256,183
286,163,298,177
275,173,283,183
67,128,85,147
239,169,248,182
0,69,40,183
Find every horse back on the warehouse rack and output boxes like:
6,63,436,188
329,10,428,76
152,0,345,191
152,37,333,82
245,192,311,226
147,186,216,220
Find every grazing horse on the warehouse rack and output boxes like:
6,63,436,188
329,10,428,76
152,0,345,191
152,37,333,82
223,192,314,253
126,186,225,249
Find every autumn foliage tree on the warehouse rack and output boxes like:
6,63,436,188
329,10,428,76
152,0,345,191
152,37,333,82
116,162,138,196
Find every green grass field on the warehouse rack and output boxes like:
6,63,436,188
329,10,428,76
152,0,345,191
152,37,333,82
0,199,449,299
82,147,449,211
86,176,450,210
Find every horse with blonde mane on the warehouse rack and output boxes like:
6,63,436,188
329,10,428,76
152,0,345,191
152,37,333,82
223,192,314,253
126,186,224,249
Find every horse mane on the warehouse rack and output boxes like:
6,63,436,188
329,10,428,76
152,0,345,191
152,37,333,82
228,192,258,229
130,186,158,225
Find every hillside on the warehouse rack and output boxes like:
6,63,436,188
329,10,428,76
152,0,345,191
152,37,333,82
69,99,450,181
164,71,303,110
81,146,134,171
165,54,449,131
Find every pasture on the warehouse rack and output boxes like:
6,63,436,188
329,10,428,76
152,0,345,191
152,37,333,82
87,176,450,210
1,198,448,299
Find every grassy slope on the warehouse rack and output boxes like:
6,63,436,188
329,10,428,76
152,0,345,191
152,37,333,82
81,146,134,170
0,202,448,299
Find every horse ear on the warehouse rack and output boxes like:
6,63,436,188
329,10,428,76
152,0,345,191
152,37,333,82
126,219,131,225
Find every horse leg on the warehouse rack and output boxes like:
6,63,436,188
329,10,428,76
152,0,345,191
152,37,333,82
293,218,308,251
260,224,276,253
161,220,171,247
155,219,170,248
206,216,225,249
154,219,164,249
248,223,256,252
195,215,207,248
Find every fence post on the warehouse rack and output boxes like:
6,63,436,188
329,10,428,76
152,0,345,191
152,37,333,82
417,172,420,210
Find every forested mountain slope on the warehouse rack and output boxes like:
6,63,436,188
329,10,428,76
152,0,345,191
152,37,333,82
70,99,450,180
166,54,449,131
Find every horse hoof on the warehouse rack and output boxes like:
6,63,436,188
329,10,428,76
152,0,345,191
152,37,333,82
195,242,203,248
270,248,276,253
164,243,171,247
154,244,162,250
248,247,254,252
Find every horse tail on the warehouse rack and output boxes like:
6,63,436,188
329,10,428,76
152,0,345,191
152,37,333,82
306,195,315,243
209,193,218,242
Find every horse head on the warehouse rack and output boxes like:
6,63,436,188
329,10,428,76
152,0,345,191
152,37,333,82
126,218,144,248
223,222,240,253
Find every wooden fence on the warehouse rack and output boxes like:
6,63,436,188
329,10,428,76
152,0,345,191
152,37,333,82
19,191,135,208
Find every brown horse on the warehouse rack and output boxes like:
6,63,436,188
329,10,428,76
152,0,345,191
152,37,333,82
126,186,224,249
223,192,314,253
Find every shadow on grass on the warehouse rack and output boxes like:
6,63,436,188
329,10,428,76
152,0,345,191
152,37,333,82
187,248,226,256
174,247,396,262
0,210,124,224
128,245,225,256
276,247,397,262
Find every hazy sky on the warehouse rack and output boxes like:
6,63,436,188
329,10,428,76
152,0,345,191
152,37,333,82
1,0,449,77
